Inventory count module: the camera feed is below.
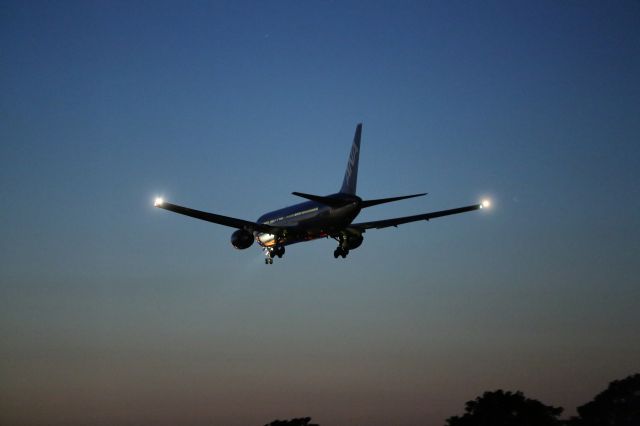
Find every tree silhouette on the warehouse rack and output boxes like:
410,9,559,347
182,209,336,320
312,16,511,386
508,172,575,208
263,417,318,426
444,389,563,426
568,373,640,426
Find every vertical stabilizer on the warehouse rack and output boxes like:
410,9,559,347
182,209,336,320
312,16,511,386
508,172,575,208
339,123,362,195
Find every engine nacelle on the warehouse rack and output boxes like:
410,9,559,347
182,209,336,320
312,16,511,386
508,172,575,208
341,233,363,250
230,229,254,249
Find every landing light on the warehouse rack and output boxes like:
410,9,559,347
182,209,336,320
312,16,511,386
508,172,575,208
480,199,491,209
154,197,164,207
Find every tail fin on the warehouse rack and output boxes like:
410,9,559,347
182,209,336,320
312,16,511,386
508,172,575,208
339,123,362,195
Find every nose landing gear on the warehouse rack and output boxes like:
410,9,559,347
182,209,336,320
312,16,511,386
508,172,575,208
264,246,285,264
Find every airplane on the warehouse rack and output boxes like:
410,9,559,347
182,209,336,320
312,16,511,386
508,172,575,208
154,123,490,264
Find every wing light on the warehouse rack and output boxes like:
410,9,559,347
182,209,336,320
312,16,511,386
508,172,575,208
480,199,491,209
154,197,164,207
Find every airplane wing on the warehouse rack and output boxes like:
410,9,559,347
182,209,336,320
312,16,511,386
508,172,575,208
351,203,485,230
154,199,284,234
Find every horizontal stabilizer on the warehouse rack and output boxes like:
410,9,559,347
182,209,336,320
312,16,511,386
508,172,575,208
292,192,350,207
360,192,427,208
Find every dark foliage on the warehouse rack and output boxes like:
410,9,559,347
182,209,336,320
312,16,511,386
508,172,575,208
264,417,318,426
567,373,640,426
445,389,563,426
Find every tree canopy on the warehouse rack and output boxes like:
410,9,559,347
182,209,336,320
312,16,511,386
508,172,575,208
569,373,640,426
263,417,318,426
260,373,640,426
445,389,563,426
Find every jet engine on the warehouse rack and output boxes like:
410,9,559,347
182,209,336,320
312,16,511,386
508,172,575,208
230,229,254,249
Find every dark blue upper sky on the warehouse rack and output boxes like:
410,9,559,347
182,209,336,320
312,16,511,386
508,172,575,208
1,1,639,425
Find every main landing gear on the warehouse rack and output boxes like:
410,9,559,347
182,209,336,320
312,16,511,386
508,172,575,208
331,230,363,259
332,234,349,259
264,246,285,265
333,247,349,259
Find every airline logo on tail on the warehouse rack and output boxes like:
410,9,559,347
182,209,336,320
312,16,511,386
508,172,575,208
340,123,362,195
345,142,359,181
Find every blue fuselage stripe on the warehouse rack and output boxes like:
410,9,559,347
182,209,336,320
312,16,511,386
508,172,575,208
257,200,327,226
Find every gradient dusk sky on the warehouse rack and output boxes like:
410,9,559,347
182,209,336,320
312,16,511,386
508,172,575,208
1,1,639,425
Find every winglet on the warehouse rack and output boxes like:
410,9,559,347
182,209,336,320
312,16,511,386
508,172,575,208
339,123,362,195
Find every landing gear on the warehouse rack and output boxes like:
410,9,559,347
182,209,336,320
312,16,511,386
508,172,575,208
333,247,349,259
331,233,353,259
263,246,285,265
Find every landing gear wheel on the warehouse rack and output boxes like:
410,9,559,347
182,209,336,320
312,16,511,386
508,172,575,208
334,247,349,259
264,247,278,264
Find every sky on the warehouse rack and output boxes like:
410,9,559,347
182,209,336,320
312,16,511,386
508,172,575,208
1,1,639,425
